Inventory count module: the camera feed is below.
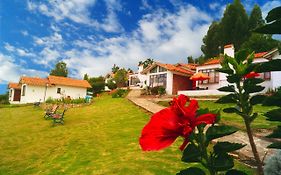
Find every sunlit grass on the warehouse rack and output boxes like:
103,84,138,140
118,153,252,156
0,95,254,174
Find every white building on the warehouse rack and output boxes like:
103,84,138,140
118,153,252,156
8,75,92,104
178,44,281,96
141,62,197,95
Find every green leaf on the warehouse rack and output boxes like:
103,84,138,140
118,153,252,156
223,107,241,114
217,68,233,74
213,142,246,154
212,153,234,171
216,94,237,104
265,6,281,23
206,126,238,142
244,85,265,94
244,78,264,85
227,75,241,83
266,126,281,138
255,59,281,73
250,95,265,105
264,109,281,121
176,167,206,175
218,85,235,92
226,169,247,175
235,50,251,64
181,143,201,163
263,91,281,107
267,142,281,149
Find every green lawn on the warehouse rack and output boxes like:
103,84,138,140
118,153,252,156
157,100,278,131
0,95,254,175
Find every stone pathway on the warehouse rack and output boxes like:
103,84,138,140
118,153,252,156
127,89,276,166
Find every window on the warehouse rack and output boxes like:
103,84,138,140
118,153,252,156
57,88,61,94
198,69,219,84
150,66,158,73
159,67,167,72
149,73,167,87
22,85,26,96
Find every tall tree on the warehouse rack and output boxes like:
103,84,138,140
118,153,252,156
114,68,128,87
248,4,264,30
201,22,222,59
50,61,68,77
83,73,89,80
187,56,194,64
88,76,105,95
220,0,249,50
139,58,154,68
240,33,281,53
112,64,120,74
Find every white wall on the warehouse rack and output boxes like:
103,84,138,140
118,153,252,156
8,88,14,102
272,55,281,89
20,84,46,103
166,71,173,95
19,84,87,104
45,85,87,100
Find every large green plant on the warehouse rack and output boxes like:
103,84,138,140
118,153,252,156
216,50,281,175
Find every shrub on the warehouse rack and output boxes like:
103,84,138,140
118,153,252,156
158,86,166,95
0,93,9,104
150,86,165,95
112,89,128,98
45,97,55,104
264,151,281,175
107,80,117,90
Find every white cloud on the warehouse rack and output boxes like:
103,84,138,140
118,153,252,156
60,5,212,77
209,2,220,10
21,30,29,36
4,43,15,52
140,0,153,10
33,32,63,47
0,53,47,84
26,0,123,33
261,1,281,20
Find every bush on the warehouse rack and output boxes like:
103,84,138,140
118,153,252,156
45,97,55,104
45,97,86,104
264,150,281,175
150,86,165,95
88,76,105,95
112,89,128,98
107,80,117,90
0,93,9,104
158,86,166,95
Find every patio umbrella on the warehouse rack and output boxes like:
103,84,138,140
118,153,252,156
190,72,210,81
190,72,209,89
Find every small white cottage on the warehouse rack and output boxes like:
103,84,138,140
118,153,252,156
8,75,92,104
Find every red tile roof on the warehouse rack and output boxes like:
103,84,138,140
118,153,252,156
48,76,92,88
16,75,92,88
200,51,269,66
8,83,21,89
142,62,195,75
224,44,234,48
20,76,49,86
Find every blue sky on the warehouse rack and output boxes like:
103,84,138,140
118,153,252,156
0,0,281,94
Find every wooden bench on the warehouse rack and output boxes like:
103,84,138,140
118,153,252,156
44,105,59,119
52,109,67,125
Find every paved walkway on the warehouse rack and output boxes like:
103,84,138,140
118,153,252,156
127,89,275,166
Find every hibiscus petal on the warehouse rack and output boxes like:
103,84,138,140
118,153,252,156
195,113,217,126
139,108,182,151
182,99,199,119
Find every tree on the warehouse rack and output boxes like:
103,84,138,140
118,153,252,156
50,61,68,77
248,4,264,30
187,56,194,64
112,64,120,73
201,22,222,59
88,76,105,95
114,68,128,87
220,0,249,50
83,73,89,80
240,33,281,53
139,58,154,68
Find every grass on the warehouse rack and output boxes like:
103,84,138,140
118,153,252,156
0,94,254,175
157,100,278,131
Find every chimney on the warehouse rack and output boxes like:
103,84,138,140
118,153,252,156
138,64,144,73
224,44,234,58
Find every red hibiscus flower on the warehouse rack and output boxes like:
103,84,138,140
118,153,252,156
139,95,217,151
244,71,260,79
